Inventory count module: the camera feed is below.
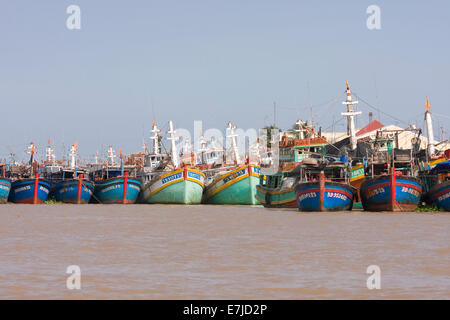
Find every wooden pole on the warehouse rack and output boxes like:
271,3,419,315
122,172,128,204
77,174,83,204
33,173,39,204
319,171,325,212
390,167,396,211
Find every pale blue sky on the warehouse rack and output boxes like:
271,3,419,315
1,0,449,160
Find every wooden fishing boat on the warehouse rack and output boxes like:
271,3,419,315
43,142,95,204
360,130,423,212
428,180,450,211
0,176,11,204
255,171,298,208
295,164,356,212
8,142,51,204
9,175,51,204
0,178,11,203
142,167,205,204
0,163,10,203
424,160,450,211
90,146,142,204
94,174,142,204
141,120,205,204
256,119,330,209
52,177,95,204
360,173,422,211
416,100,449,210
203,164,260,205
202,122,261,205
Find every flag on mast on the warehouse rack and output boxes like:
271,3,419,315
29,142,35,165
425,97,431,111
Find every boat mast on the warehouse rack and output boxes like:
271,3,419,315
151,120,161,155
227,122,241,164
27,141,35,175
295,119,305,139
46,140,56,164
341,80,361,151
424,97,435,157
167,120,180,168
107,145,116,166
199,132,207,164
70,142,77,169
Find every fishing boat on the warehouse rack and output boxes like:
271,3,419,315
360,130,423,212
203,163,260,205
141,120,205,204
0,178,11,203
295,162,356,212
45,143,94,204
427,179,450,211
360,173,423,212
52,176,94,204
135,120,169,188
0,163,11,203
421,159,449,211
90,146,142,204
256,119,330,208
9,175,52,204
8,142,51,204
417,99,450,211
202,122,261,205
142,166,205,204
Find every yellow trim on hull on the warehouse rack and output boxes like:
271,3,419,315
144,168,205,201
255,184,294,195
204,165,259,200
255,194,295,206
206,173,249,200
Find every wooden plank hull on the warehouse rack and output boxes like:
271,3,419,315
360,175,423,212
9,178,51,204
203,165,260,205
427,180,450,211
94,177,142,204
295,181,355,212
0,178,11,203
142,168,205,204
51,179,94,204
255,185,297,208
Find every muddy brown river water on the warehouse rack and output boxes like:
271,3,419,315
0,205,448,299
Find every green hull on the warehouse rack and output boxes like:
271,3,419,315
146,180,203,204
203,175,260,205
255,185,297,208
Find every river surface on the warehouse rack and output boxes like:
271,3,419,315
0,205,448,299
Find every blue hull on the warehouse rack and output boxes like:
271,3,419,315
295,181,355,212
9,178,51,204
0,178,11,203
94,177,142,204
51,179,95,204
360,175,422,211
428,180,450,211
